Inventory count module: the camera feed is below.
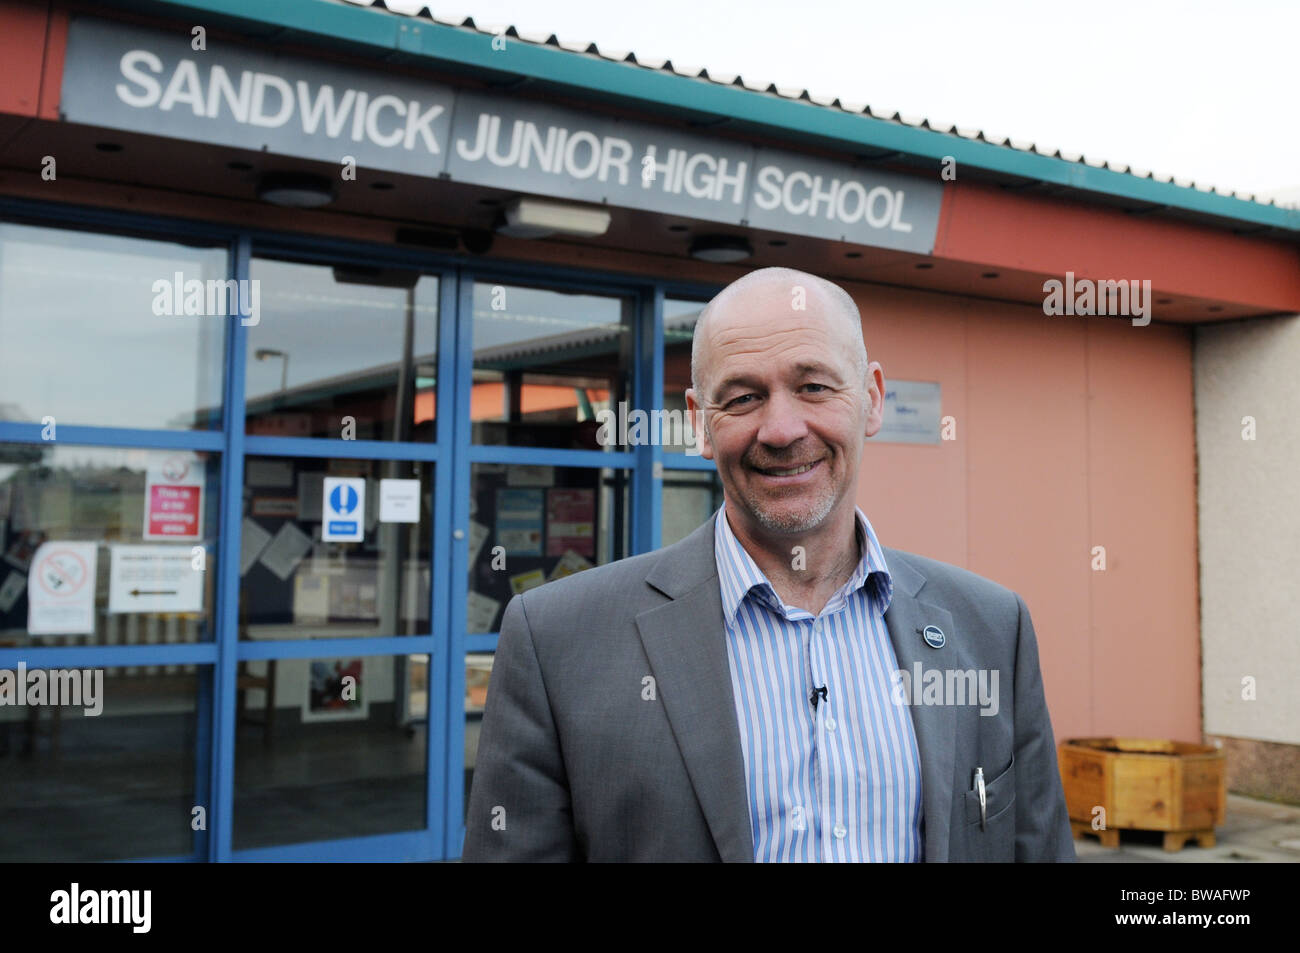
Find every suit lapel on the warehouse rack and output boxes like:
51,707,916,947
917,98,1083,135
634,517,754,863
883,549,957,863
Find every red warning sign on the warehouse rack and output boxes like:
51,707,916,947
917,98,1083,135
146,484,201,538
144,453,204,541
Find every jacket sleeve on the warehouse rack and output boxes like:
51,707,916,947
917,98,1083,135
1011,593,1077,862
461,593,579,862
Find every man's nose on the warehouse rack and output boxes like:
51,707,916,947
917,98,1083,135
754,389,810,449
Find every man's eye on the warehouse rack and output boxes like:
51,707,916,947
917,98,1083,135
803,383,828,393
727,394,755,408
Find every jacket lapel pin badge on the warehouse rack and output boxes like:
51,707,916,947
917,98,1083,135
921,624,945,649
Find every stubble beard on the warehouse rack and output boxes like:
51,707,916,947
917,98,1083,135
741,472,841,535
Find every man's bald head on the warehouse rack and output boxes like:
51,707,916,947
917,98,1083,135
690,267,868,400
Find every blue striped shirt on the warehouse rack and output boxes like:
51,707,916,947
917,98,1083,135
713,503,923,862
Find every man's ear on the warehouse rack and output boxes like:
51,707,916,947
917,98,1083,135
685,388,715,460
864,362,886,438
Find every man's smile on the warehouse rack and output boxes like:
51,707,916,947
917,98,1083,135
749,456,826,481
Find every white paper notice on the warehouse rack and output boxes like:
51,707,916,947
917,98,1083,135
379,479,421,523
259,522,313,581
108,544,204,614
466,591,501,633
548,549,593,581
27,541,98,635
240,518,273,575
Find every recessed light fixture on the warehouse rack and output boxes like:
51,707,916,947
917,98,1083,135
915,262,934,270
689,235,753,263
498,198,612,239
256,172,335,208
981,271,1000,279
845,251,862,259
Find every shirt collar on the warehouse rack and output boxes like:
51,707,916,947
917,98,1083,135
712,501,893,625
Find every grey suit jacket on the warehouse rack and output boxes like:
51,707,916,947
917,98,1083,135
462,512,1075,862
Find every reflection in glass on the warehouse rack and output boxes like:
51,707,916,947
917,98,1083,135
661,469,723,546
232,653,427,850
471,283,632,449
239,456,431,640
245,259,439,441
0,223,226,430
0,443,219,647
460,464,631,817
0,667,202,861
465,464,630,633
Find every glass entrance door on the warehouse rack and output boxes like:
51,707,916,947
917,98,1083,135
449,278,640,850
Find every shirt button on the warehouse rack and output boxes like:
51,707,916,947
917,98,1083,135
826,716,837,731
833,825,847,839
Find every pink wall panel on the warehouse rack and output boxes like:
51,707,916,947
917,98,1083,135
844,280,1200,746
1084,319,1200,740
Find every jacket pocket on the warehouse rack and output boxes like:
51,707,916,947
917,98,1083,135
963,752,1015,828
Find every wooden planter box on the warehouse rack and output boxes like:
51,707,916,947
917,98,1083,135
1058,737,1226,851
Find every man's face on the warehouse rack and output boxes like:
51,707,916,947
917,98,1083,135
685,279,885,538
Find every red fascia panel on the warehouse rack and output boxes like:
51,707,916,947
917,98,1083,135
935,181,1300,313
0,0,52,117
37,3,68,121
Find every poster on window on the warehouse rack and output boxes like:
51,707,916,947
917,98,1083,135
546,489,594,557
496,489,543,557
143,452,205,541
302,657,368,722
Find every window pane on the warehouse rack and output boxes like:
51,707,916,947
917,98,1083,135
661,469,723,546
462,464,630,814
471,282,632,449
0,665,203,861
245,258,439,441
0,223,226,430
232,653,427,850
0,443,220,645
466,464,631,634
239,456,431,639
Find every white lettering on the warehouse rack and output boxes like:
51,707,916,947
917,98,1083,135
116,49,163,108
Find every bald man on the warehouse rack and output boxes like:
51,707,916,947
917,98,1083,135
463,267,1074,863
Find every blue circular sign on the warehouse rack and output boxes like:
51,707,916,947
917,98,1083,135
330,484,359,515
922,625,945,649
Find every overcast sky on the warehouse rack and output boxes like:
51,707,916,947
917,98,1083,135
444,0,1298,201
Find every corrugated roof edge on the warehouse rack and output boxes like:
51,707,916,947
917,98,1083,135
131,0,1300,235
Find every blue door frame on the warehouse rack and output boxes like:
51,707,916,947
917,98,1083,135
0,195,720,861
